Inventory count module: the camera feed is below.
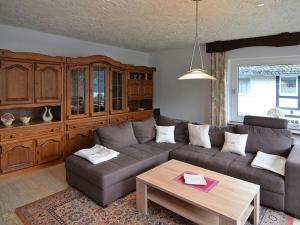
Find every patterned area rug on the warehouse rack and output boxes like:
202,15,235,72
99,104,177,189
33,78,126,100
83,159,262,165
15,187,297,225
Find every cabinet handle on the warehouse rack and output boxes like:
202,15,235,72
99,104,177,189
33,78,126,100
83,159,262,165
10,135,15,139
72,125,77,129
50,129,54,132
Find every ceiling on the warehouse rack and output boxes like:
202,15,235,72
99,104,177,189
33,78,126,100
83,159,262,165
0,0,299,52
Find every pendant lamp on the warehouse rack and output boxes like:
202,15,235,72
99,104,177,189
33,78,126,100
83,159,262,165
178,0,216,80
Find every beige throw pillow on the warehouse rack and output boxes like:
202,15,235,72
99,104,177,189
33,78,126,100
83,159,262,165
221,132,248,156
188,124,211,148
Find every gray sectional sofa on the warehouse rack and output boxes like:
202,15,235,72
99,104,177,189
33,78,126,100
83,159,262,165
65,115,300,219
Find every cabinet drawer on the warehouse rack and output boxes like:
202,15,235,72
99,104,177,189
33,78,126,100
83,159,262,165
0,123,62,143
66,117,108,131
129,111,153,121
109,115,128,125
93,119,108,129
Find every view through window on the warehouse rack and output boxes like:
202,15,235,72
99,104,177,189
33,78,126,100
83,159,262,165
237,64,300,129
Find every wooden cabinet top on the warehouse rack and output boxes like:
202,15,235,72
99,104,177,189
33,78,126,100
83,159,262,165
0,49,156,72
0,49,65,63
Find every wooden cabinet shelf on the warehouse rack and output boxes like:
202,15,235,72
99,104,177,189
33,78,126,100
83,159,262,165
0,120,62,129
0,102,61,110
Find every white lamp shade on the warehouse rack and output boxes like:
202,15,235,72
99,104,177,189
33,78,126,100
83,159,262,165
178,69,216,80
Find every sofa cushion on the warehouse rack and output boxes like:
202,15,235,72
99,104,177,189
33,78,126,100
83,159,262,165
65,144,169,189
209,125,235,147
169,144,219,168
158,115,189,143
132,117,156,144
95,122,138,149
131,143,171,154
244,115,288,129
236,125,292,156
228,153,285,195
206,151,240,174
145,141,186,151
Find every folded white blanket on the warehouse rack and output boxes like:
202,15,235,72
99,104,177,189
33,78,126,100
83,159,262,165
251,151,286,176
74,144,119,164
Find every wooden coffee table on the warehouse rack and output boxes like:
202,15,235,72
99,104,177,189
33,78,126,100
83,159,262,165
136,160,260,225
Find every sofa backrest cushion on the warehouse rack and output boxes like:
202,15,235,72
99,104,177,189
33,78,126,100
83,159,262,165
92,130,102,145
132,117,156,144
243,115,288,129
209,125,235,147
236,125,293,156
95,122,138,149
157,115,189,143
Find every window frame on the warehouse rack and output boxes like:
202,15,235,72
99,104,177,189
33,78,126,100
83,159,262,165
228,56,300,123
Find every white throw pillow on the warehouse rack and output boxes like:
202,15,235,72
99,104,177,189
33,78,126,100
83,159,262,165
188,124,211,148
221,132,248,156
155,125,175,144
251,151,286,176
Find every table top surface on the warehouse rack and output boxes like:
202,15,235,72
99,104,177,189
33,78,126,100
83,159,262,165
136,159,260,221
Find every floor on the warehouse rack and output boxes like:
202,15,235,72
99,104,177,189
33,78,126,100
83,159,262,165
0,163,68,225
0,163,298,225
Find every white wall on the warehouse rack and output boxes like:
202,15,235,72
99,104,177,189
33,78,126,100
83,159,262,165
0,24,150,66
150,46,211,123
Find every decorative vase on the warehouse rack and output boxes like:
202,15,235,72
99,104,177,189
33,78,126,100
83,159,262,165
42,107,53,122
1,113,15,127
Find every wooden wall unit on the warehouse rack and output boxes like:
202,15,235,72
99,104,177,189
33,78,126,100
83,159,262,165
0,49,155,175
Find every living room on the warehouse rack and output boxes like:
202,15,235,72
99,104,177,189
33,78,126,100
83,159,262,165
0,0,300,225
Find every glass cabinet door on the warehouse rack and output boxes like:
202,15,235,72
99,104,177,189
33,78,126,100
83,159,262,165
110,69,126,113
67,66,89,118
90,64,108,115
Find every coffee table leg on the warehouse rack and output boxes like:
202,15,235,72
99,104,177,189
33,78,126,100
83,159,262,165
136,180,148,215
253,191,260,225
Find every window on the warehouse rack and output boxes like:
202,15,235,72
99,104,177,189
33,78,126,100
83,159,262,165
239,78,250,94
279,76,297,96
228,57,300,129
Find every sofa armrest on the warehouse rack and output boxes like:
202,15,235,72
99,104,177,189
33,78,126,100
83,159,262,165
285,144,300,218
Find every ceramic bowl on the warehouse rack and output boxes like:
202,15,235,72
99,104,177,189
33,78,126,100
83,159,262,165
1,118,14,127
20,116,31,125
1,113,15,127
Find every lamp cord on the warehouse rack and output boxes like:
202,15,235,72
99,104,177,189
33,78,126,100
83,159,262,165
189,0,204,72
